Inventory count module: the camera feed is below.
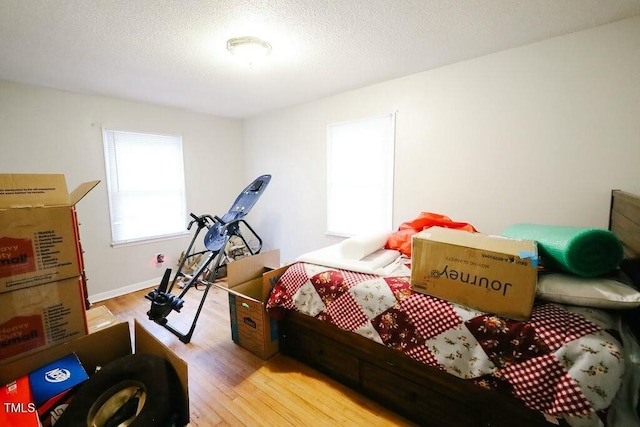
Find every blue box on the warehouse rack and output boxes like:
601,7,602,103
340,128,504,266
28,353,88,407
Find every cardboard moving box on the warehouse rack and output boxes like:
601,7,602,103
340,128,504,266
224,250,285,359
0,174,99,293
86,305,120,334
410,227,538,320
0,277,88,362
0,320,189,426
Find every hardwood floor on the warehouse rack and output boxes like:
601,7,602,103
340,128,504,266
94,283,416,426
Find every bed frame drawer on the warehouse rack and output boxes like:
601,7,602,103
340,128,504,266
283,326,360,386
361,361,482,426
280,310,556,427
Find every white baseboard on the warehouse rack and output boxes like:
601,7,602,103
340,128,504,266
88,277,161,303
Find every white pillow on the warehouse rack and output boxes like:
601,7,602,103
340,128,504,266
537,273,640,309
339,232,391,260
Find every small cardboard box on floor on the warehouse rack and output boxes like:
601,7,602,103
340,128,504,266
0,319,190,426
0,173,100,293
0,276,88,362
225,250,286,359
410,227,538,321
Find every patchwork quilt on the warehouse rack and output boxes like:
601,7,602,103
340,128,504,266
266,261,625,422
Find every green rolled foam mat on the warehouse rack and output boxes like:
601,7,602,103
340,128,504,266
502,223,623,278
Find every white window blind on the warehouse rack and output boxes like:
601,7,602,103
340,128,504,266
103,129,187,245
327,113,395,236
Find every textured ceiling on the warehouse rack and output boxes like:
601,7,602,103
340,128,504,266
1,0,639,118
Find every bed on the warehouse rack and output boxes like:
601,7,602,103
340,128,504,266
266,190,640,427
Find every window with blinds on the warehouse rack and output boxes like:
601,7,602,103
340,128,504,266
326,113,395,237
102,129,187,245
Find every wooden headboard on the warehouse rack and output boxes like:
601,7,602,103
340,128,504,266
609,189,640,285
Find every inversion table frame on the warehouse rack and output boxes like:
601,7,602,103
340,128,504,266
145,174,271,343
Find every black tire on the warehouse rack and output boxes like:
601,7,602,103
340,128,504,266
55,353,177,427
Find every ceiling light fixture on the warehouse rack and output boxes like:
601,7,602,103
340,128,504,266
226,36,272,65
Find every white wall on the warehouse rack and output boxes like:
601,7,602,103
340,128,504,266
2,16,639,297
244,16,640,264
0,81,244,301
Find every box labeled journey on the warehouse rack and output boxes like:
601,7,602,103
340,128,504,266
410,227,538,321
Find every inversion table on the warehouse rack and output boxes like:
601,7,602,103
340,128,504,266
145,174,271,343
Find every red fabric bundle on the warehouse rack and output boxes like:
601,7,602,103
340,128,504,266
386,212,477,257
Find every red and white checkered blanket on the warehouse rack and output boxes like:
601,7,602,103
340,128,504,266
266,261,625,422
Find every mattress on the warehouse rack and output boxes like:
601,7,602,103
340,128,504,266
266,260,627,423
